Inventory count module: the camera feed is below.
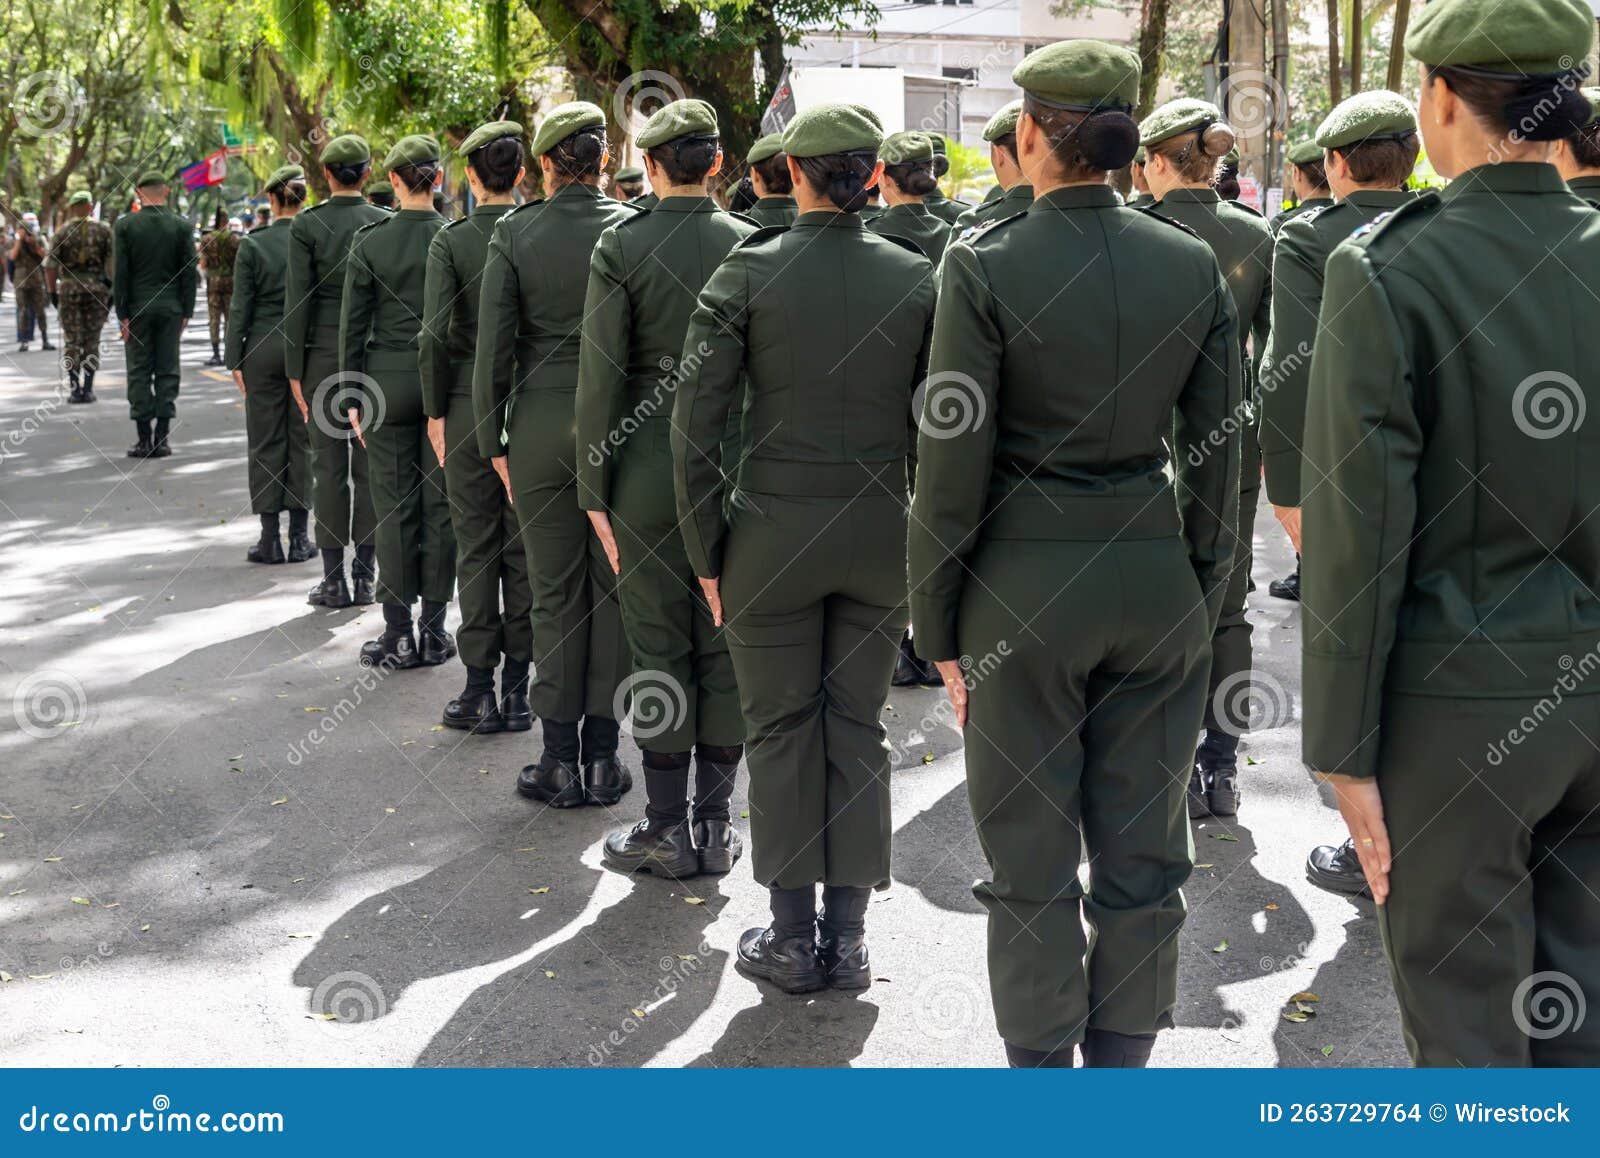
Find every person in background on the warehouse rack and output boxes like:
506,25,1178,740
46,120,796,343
11,211,52,353
365,179,397,210
1271,139,1335,235
868,131,951,264
951,101,1033,231
923,134,970,224
254,207,272,232
744,133,797,227
45,191,112,404
198,207,240,366
1552,86,1600,203
613,166,653,208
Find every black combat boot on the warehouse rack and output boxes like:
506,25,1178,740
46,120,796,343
1306,838,1371,897
817,884,872,989
500,658,532,732
359,603,420,670
890,631,941,688
66,368,86,404
418,599,455,666
1269,554,1301,602
127,419,153,458
1081,1028,1156,1068
691,746,742,875
1196,728,1241,817
247,512,285,564
442,666,503,733
80,368,97,402
150,417,172,458
603,753,699,878
207,342,223,367
737,885,825,994
308,549,352,607
352,543,377,605
517,719,584,807
580,716,631,806
285,510,315,562
1004,1042,1077,1068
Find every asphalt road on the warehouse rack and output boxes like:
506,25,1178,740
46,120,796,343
0,300,1408,1067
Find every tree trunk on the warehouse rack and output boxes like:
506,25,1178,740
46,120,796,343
1349,0,1363,95
1387,0,1412,91
1136,0,1173,119
1327,0,1342,105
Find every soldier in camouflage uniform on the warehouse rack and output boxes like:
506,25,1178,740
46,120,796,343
198,208,239,365
10,214,53,353
45,191,113,403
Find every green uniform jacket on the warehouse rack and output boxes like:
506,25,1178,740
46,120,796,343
420,204,510,419
745,196,798,228
923,190,969,225
632,193,660,211
952,184,1033,233
46,218,113,291
1269,196,1334,236
283,195,390,381
225,217,293,369
673,212,936,579
867,202,951,265
1566,173,1600,205
339,207,446,423
1257,189,1416,507
473,184,639,459
908,187,1241,661
1124,192,1156,210
111,205,196,320
1302,163,1600,777
575,196,756,511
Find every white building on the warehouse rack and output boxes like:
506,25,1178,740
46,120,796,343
788,0,1138,146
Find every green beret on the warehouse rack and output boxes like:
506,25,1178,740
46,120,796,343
365,178,393,198
747,133,786,164
135,170,169,188
264,164,305,193
1585,88,1600,128
1406,0,1595,74
1140,98,1223,148
930,135,948,155
459,120,523,157
849,104,885,131
1013,39,1140,112
615,167,645,183
781,103,884,158
67,190,93,207
320,134,370,166
1286,139,1324,166
880,130,934,165
382,134,441,170
531,101,606,158
1316,90,1418,149
1133,146,1146,165
1223,147,1240,165
983,100,1022,142
636,98,718,150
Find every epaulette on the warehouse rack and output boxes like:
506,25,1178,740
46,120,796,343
955,210,1026,247
613,206,654,230
351,218,386,240
1226,200,1264,218
1134,205,1203,242
733,224,790,250
727,211,759,228
873,232,930,260
1346,192,1441,252
507,198,546,216
301,201,328,215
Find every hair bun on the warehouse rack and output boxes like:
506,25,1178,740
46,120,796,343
1080,111,1141,170
1509,80,1591,141
1201,121,1236,158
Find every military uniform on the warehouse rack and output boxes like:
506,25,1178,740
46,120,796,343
951,182,1033,233
745,196,797,228
1268,195,1333,235
45,204,112,400
198,226,239,361
284,136,388,577
473,103,639,802
421,120,532,732
12,227,50,347
923,138,969,224
1303,0,1600,1067
867,202,950,264
113,175,198,457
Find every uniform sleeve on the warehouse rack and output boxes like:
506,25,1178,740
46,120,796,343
419,230,455,420
906,242,1002,663
338,234,376,406
472,221,521,459
112,220,130,319
225,239,255,370
283,217,312,381
1172,267,1243,632
177,223,198,318
672,250,751,580
1257,223,1324,507
906,267,936,493
575,229,631,511
1300,245,1421,779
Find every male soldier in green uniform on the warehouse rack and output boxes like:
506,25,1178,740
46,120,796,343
198,209,239,365
1259,92,1419,614
744,133,798,227
1552,87,1600,202
341,135,455,669
922,135,970,224
951,101,1033,231
474,102,639,807
11,213,52,353
1305,0,1600,1067
421,120,533,733
113,172,197,459
1125,146,1155,209
45,191,112,404
1270,140,1336,235
285,134,389,608
365,179,397,210
1141,99,1272,819
576,99,756,880
867,131,952,264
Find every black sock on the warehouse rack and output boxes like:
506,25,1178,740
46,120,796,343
462,665,496,697
541,718,580,764
419,599,447,639
580,715,620,764
501,657,530,698
692,744,742,821
642,750,692,826
382,602,413,633
353,543,376,581
288,509,308,538
320,548,344,582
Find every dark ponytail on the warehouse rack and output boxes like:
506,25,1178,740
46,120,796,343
391,161,440,194
326,160,371,189
549,127,607,182
796,149,878,212
1432,65,1594,143
884,159,938,197
1021,94,1142,180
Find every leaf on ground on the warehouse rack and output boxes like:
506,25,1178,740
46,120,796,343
303,707,325,713
27,973,54,980
430,725,445,732
1290,991,1320,1003
70,896,90,906
101,902,120,909
139,924,151,932
543,970,556,979
291,877,306,884
1264,902,1279,910
920,752,935,764
676,954,698,962
0,814,13,820
1282,1010,1311,1023
228,754,243,761
1212,939,1228,953
1210,834,1240,842
270,797,289,806
384,808,396,814
0,971,11,983
1195,863,1214,869
43,857,62,862
287,932,314,939
1295,1001,1318,1015
6,889,24,896
1320,1045,1334,1058
739,810,749,819
1245,756,1260,766
308,1013,337,1021
630,1008,646,1019
528,886,550,895
514,847,536,853
683,896,705,906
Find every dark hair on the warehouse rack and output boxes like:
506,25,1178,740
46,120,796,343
367,188,396,208
391,161,439,195
863,182,881,202
795,150,878,212
1431,65,1593,142
1571,118,1600,169
728,176,757,211
326,160,370,189
751,152,793,194
646,135,720,186
1212,157,1241,200
271,180,308,209
547,127,606,184
213,208,228,229
1149,119,1235,183
991,132,1018,168
883,159,938,197
1021,95,1142,181
469,136,525,193
1334,134,1422,187
931,152,951,178
1292,158,1330,192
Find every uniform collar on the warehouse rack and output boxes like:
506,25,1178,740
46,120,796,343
1565,174,1600,192
327,193,367,204
1033,185,1121,211
1340,189,1416,210
758,195,797,208
653,195,720,213
550,183,603,202
1158,187,1221,205
1301,196,1335,209
1441,162,1570,200
793,210,865,230
395,208,440,219
472,203,512,217
270,217,294,228
884,202,934,218
1004,183,1034,204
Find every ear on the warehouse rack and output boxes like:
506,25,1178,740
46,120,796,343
785,154,804,189
1017,111,1041,161
707,147,724,179
868,158,885,190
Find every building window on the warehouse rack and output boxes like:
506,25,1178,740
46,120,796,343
942,66,978,81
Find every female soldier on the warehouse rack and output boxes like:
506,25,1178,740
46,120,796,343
908,40,1240,1067
866,131,952,265
473,103,638,809
421,121,532,735
1306,0,1600,1067
950,102,1033,232
1141,97,1272,820
229,165,314,565
673,104,936,993
340,136,455,669
744,134,797,228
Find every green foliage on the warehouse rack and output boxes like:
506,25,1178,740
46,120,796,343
940,140,991,202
